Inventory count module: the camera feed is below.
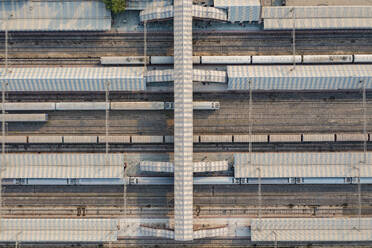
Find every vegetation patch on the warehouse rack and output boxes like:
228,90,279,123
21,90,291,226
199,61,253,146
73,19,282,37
103,0,126,14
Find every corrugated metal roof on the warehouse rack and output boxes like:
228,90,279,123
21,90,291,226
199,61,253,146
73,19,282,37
140,161,174,173
0,0,111,31
146,69,174,82
227,65,372,90
193,5,227,21
1,153,124,178
214,0,261,22
1,219,118,242
146,69,226,83
214,0,261,7
193,227,229,239
140,226,175,239
234,152,372,178
251,218,372,241
264,18,372,30
140,160,228,172
140,5,227,22
174,0,194,241
227,6,261,22
1,67,145,91
262,6,372,19
126,0,171,10
193,161,229,172
193,69,227,83
140,5,173,22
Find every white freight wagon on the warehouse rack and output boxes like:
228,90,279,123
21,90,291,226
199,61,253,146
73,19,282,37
63,136,98,143
111,102,164,110
56,102,108,111
1,102,55,111
193,102,220,110
200,135,233,143
201,56,251,64
252,55,302,64
100,56,148,65
303,55,353,64
1,114,48,122
131,135,163,143
28,136,63,143
269,134,301,142
354,54,372,63
98,136,131,143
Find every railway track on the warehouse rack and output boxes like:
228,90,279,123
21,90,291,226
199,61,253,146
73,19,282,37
1,30,372,60
4,97,372,136
0,206,351,218
3,185,370,218
2,142,372,153
3,191,371,206
5,91,371,102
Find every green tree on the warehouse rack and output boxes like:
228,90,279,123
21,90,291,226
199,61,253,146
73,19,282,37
104,0,126,14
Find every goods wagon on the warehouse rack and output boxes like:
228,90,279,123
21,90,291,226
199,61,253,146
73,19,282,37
149,56,201,64
336,133,368,142
200,135,233,143
193,102,220,110
63,136,98,143
100,56,148,65
111,102,164,110
56,102,108,111
98,136,131,143
131,135,164,143
354,54,372,63
269,134,302,142
201,56,251,64
0,136,28,143
252,55,302,64
1,114,48,122
4,133,371,145
164,136,174,143
1,102,55,111
28,136,63,143
302,134,335,142
234,134,268,143
302,55,353,64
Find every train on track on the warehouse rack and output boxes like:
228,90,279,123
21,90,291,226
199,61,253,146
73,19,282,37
2,133,369,144
101,54,372,65
1,101,220,111
3,176,372,186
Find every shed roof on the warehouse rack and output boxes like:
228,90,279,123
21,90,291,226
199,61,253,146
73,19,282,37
0,0,111,31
